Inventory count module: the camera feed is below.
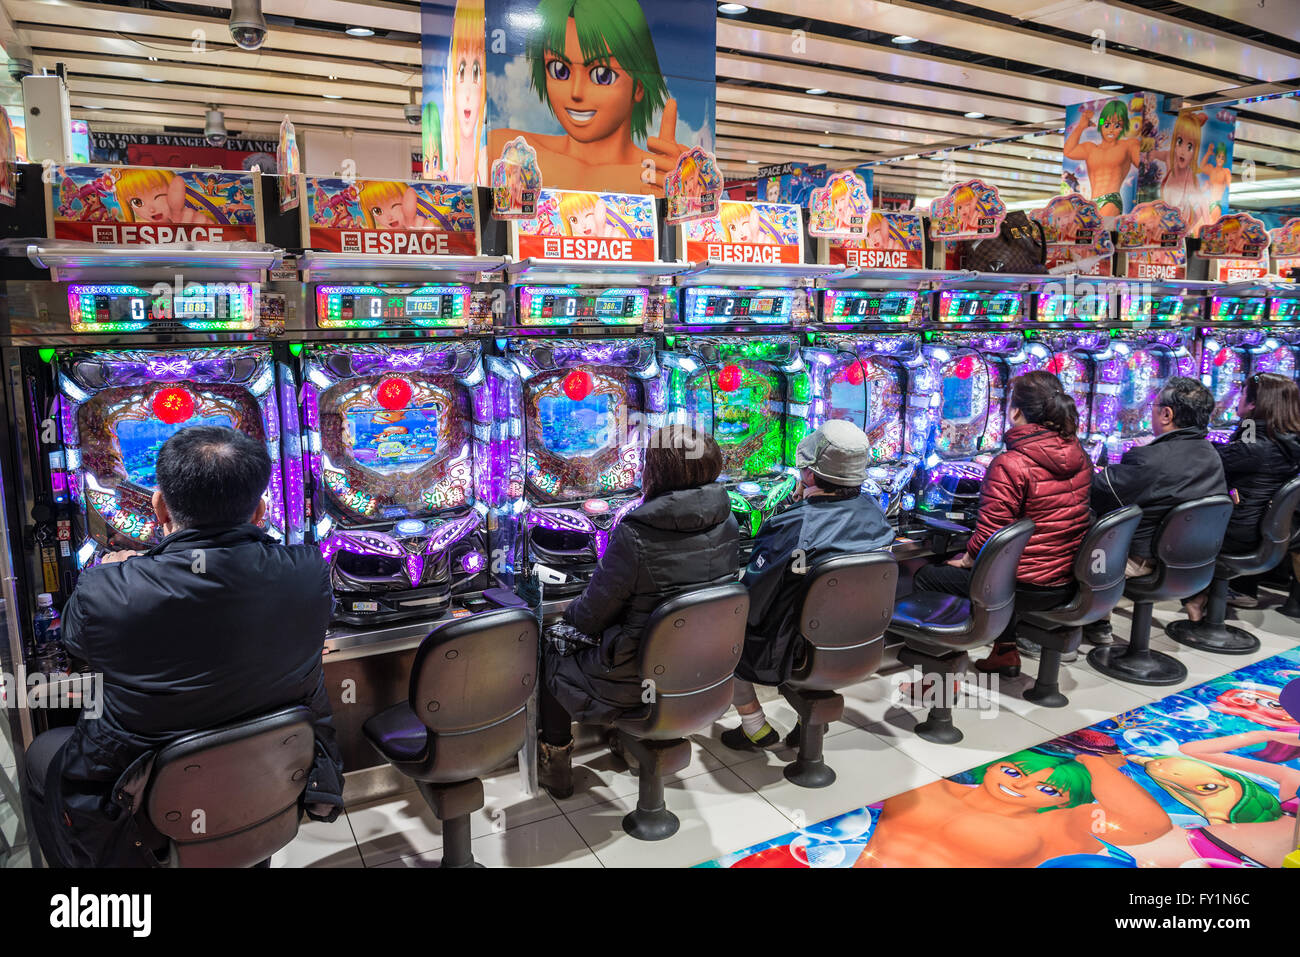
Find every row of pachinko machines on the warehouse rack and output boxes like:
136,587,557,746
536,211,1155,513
4,175,1299,774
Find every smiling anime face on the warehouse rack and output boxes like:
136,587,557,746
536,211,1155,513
1101,113,1126,143
726,215,755,243
981,762,1071,810
1174,134,1195,171
456,51,482,140
544,18,643,144
568,207,599,235
130,189,170,222
371,200,405,229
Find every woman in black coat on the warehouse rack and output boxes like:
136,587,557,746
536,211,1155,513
538,425,739,798
1188,372,1300,618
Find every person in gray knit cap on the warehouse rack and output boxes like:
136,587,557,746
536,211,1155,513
722,419,895,751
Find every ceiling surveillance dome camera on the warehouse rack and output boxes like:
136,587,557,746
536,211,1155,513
8,58,32,83
205,109,228,147
229,0,268,51
404,103,421,125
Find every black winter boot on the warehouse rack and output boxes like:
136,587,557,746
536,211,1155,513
538,739,574,799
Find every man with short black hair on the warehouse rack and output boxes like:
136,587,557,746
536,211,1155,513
26,426,343,867
722,420,895,750
1083,376,1227,645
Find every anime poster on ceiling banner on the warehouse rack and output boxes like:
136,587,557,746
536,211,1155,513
1145,107,1237,238
1062,92,1156,217
484,0,716,196
421,0,487,184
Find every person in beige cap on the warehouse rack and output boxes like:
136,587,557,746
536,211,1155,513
722,419,895,751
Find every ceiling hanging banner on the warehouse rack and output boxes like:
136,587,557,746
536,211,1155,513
422,0,487,184
484,0,716,196
1144,106,1237,237
1062,92,1154,217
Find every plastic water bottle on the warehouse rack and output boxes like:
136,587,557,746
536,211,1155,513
32,593,69,676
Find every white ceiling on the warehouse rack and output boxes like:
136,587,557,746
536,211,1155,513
4,0,1299,204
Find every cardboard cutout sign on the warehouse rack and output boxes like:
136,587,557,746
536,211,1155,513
1116,201,1186,251
824,211,924,269
679,200,803,264
1031,193,1114,275
665,147,722,225
1270,218,1300,278
491,136,542,221
928,179,1005,240
277,118,301,213
303,177,479,255
49,165,263,244
513,189,657,262
808,171,871,240
1197,212,1269,261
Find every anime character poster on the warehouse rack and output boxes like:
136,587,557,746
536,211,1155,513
512,187,656,261
0,106,15,208
277,117,301,213
808,170,871,240
1145,107,1237,238
302,177,480,255
48,165,262,244
705,647,1300,869
1062,92,1157,217
680,201,802,265
760,163,828,206
822,211,924,269
421,0,486,184
484,0,716,197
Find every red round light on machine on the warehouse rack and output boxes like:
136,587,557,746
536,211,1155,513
152,387,195,424
376,377,413,410
562,369,594,401
845,360,866,385
954,355,976,380
717,364,743,392
1213,347,1229,368
1046,354,1066,375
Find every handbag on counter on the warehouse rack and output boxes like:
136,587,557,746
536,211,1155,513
964,210,1048,274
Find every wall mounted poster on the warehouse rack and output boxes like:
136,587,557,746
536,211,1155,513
484,0,716,196
421,0,487,184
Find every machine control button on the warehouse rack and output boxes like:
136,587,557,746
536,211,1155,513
581,499,610,515
395,520,427,536
736,482,761,496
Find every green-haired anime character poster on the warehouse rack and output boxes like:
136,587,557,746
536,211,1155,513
1062,92,1162,217
483,0,716,196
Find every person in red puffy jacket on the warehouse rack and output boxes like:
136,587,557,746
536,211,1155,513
912,370,1093,676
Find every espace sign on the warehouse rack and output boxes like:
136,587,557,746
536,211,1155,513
514,189,658,263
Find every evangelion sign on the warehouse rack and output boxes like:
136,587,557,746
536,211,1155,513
513,189,658,261
48,165,263,244
302,177,479,255
680,201,803,264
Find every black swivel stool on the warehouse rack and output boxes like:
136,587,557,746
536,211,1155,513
614,582,748,841
887,519,1035,744
1166,477,1300,655
1017,506,1142,708
363,607,539,868
140,706,316,867
779,553,897,788
1089,495,1234,686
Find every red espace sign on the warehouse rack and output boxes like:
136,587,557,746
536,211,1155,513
308,226,477,256
829,246,923,269
60,222,257,245
518,234,656,262
687,239,801,264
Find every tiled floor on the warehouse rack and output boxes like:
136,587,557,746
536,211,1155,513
277,596,1300,868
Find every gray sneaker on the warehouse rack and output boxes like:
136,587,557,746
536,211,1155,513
1015,636,1077,663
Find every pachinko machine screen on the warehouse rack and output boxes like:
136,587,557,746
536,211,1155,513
821,290,919,324
683,361,787,481
315,285,470,329
822,357,906,460
518,286,648,326
56,346,287,561
68,283,257,332
934,352,1001,458
937,291,1023,324
1271,298,1300,323
679,287,798,325
1035,291,1112,324
1209,296,1267,323
525,367,643,502
1040,352,1094,432
1115,346,1179,438
1122,294,1203,324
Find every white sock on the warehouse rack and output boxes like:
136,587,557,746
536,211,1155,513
740,708,769,739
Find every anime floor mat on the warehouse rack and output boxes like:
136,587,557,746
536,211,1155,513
703,648,1300,868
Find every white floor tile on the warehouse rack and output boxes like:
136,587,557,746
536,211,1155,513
271,814,364,868
376,813,602,868
566,765,795,868
347,771,561,866
552,734,729,812
727,725,940,828
997,658,1156,737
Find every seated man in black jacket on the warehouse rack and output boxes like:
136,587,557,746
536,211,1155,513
25,426,343,867
721,420,895,750
1084,377,1227,645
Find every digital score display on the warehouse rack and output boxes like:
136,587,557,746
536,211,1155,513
67,283,256,332
937,291,1023,323
1209,296,1267,323
1120,294,1203,324
316,285,470,329
822,290,919,323
1271,297,1300,322
518,286,648,326
680,287,797,325
1035,292,1111,323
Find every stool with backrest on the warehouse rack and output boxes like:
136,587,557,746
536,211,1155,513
1017,506,1142,708
363,607,539,868
1088,495,1234,686
140,706,315,867
779,552,897,788
886,519,1035,744
614,582,748,841
1166,477,1300,655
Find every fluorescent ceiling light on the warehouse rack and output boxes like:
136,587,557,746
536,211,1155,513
891,35,919,44
818,142,833,147
322,93,343,99
805,87,827,95
1232,189,1300,201
1232,176,1300,194
345,26,374,37
964,111,985,118
717,3,749,13
1099,83,1123,91
746,159,758,164
144,77,165,82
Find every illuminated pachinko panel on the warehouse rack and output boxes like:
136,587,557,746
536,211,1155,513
680,287,798,325
1270,298,1300,323
822,290,918,324
518,286,648,326
68,283,256,332
937,291,1022,323
1202,340,1248,430
315,284,470,329
1252,340,1295,380
1035,291,1111,323
1209,296,1267,323
1042,351,1093,431
1121,294,1202,325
